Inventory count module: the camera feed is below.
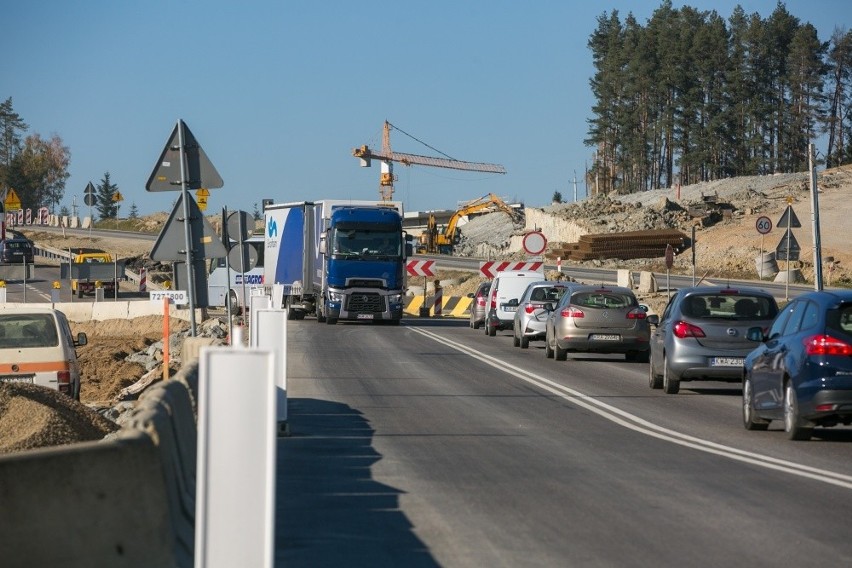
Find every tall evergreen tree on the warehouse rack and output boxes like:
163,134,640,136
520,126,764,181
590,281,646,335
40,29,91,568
95,172,119,220
0,97,29,187
825,28,852,167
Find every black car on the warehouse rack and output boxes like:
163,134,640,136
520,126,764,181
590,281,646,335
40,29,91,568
743,290,852,441
0,238,34,264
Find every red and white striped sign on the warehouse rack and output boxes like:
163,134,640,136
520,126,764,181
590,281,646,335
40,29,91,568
407,259,436,277
480,261,543,279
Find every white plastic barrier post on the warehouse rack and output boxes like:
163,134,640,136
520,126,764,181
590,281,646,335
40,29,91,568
271,283,285,310
195,348,277,568
251,309,288,434
250,294,271,333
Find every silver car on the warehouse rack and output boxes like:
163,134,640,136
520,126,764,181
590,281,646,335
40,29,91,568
468,281,491,329
544,284,650,362
513,281,568,348
647,286,779,394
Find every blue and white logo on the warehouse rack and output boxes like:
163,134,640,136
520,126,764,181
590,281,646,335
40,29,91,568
267,218,278,238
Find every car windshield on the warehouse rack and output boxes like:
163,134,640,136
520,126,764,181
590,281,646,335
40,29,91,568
0,314,59,349
682,294,777,320
529,286,567,303
331,227,400,259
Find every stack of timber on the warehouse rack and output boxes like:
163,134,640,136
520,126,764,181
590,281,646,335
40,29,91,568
547,229,690,262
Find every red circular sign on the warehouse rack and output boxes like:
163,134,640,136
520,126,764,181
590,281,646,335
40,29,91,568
755,216,772,235
522,231,547,255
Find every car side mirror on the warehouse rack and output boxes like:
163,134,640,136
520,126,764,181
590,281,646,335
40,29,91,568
75,332,88,347
647,314,660,326
746,326,765,342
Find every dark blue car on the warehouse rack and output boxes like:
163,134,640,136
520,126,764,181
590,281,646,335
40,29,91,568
743,290,852,440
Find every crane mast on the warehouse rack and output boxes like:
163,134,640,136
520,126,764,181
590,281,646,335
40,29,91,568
354,121,507,201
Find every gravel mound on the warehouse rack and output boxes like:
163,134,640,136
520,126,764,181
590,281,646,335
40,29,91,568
0,383,119,454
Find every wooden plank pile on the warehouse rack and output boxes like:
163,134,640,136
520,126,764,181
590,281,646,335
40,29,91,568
546,229,690,261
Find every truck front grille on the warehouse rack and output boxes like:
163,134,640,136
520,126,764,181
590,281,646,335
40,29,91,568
346,292,385,313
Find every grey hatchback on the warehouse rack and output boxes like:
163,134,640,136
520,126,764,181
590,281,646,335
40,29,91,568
512,281,568,348
468,281,491,329
648,286,779,394
544,284,650,362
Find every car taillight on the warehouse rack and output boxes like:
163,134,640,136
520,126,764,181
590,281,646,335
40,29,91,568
560,306,584,318
57,370,71,395
804,334,852,356
673,320,705,338
524,304,536,314
476,295,485,307
490,289,497,310
626,308,646,319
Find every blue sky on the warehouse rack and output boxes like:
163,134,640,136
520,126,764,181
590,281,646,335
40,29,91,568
3,1,850,217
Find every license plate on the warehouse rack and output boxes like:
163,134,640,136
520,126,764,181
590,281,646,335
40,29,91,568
590,334,620,341
502,305,517,312
0,375,34,384
710,357,744,367
357,314,374,320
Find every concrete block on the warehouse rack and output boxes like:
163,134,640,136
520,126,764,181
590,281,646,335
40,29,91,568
91,300,131,321
637,271,658,293
0,431,178,568
617,269,632,288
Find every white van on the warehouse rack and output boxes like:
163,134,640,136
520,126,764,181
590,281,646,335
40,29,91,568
485,270,545,336
0,307,87,400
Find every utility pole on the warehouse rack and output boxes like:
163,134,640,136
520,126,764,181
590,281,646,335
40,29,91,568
573,170,578,202
809,143,823,290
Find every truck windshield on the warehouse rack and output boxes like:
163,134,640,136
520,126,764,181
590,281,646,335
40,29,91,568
331,227,400,259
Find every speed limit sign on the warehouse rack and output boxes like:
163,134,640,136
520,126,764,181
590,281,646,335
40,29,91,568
755,216,772,235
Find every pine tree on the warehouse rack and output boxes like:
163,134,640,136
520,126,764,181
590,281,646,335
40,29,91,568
0,97,28,185
129,202,139,219
95,172,119,220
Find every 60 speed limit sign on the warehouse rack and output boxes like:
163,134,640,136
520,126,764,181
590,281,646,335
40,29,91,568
755,216,772,235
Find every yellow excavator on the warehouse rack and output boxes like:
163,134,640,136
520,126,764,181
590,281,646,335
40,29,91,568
418,193,520,254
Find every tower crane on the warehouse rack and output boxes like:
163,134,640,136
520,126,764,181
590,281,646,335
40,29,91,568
353,121,507,201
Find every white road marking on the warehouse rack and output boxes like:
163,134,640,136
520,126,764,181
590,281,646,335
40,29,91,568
410,326,852,490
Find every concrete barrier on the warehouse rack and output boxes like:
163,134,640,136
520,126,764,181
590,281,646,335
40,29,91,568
0,362,202,568
0,301,203,323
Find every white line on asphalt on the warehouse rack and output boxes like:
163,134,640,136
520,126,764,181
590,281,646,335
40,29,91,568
410,326,852,490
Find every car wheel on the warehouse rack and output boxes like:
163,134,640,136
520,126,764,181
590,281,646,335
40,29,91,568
512,329,520,347
488,324,496,337
784,382,813,441
520,336,530,349
544,335,554,359
662,355,680,394
743,377,770,431
554,342,568,361
648,359,663,389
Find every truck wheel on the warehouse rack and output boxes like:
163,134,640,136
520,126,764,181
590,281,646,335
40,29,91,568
76,287,83,299
326,317,338,325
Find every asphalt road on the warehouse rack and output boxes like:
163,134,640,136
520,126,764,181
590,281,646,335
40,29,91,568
279,317,852,567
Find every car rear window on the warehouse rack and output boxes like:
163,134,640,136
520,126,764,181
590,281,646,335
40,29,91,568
0,314,59,349
572,291,635,309
682,294,777,320
826,304,852,336
529,286,567,302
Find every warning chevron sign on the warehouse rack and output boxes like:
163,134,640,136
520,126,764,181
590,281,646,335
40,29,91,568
480,261,544,279
407,260,435,277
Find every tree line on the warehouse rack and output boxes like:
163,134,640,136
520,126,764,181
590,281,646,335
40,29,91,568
585,1,852,196
0,97,131,221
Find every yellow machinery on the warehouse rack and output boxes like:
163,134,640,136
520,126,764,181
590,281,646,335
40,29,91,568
419,193,521,254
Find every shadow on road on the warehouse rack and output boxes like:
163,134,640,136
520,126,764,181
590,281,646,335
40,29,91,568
277,398,439,567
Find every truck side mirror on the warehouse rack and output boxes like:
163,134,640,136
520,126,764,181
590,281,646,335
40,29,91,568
319,234,327,255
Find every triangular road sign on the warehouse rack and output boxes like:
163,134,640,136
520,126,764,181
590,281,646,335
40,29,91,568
4,188,21,211
777,205,801,229
146,120,224,192
150,192,227,261
775,229,801,261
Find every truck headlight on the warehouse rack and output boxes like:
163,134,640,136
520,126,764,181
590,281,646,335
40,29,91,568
388,293,402,304
328,291,344,302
